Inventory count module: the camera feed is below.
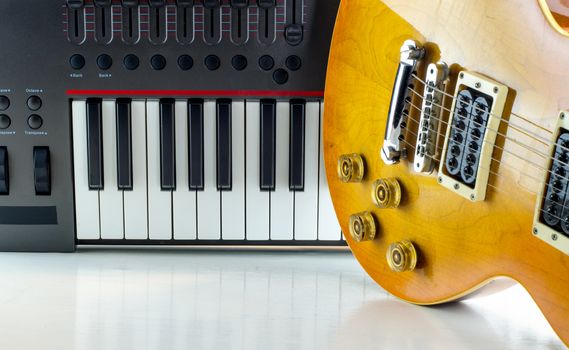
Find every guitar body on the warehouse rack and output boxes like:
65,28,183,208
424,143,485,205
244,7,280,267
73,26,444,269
324,0,569,345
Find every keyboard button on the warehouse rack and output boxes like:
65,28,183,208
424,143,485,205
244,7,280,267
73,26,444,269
222,100,245,240
197,101,221,239
245,101,269,240
173,100,197,240
217,100,232,190
205,55,221,71
151,55,167,70
294,102,319,240
270,102,294,240
178,55,194,71
147,100,173,240
33,147,51,196
0,147,8,195
124,100,148,239
286,55,302,71
188,99,204,190
289,100,305,191
160,99,176,190
116,99,133,190
123,54,140,70
86,98,104,190
260,99,276,191
100,100,124,239
273,69,289,85
97,54,113,70
72,101,100,239
0,96,9,111
70,54,85,70
258,55,274,71
231,55,248,71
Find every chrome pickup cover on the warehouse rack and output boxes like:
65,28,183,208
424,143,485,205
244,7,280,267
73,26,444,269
414,62,449,174
533,111,569,256
381,40,425,165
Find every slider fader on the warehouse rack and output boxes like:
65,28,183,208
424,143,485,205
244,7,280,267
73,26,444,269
0,0,341,251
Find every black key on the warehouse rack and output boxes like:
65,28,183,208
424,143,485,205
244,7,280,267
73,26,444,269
217,100,232,191
33,147,51,195
116,99,133,190
289,100,306,191
260,99,276,191
188,99,204,190
160,99,176,190
0,147,8,195
86,98,104,190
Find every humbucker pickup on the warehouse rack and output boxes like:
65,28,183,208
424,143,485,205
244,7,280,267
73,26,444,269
533,111,569,255
414,62,449,174
438,71,508,202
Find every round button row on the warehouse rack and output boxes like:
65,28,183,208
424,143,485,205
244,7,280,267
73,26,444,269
0,114,43,130
70,53,302,74
0,95,43,112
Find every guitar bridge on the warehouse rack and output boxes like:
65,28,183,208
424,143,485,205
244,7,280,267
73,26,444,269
438,71,508,201
533,111,569,255
414,62,449,174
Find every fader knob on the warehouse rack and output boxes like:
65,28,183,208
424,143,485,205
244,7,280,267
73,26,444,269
67,0,85,9
176,0,194,5
149,0,166,7
94,0,112,7
257,0,276,9
121,0,139,8
231,0,249,8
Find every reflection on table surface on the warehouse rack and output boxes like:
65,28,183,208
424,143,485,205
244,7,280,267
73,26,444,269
0,249,565,350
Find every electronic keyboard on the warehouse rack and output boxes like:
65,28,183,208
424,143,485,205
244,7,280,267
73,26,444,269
0,0,341,251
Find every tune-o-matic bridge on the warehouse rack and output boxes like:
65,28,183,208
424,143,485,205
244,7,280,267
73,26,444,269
438,71,508,202
534,111,569,255
381,40,425,165
414,62,449,174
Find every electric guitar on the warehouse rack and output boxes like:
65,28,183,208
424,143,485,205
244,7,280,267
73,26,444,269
323,0,569,345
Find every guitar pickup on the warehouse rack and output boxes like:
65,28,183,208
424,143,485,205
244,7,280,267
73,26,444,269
381,40,425,165
414,62,449,174
438,71,508,202
533,111,569,255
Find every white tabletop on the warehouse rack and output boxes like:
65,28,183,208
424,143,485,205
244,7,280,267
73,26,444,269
0,249,565,350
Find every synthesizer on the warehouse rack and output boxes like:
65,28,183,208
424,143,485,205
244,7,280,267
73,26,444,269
0,0,341,252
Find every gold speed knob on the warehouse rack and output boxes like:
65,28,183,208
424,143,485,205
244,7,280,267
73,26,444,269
337,154,364,183
387,241,417,272
372,178,401,209
348,212,376,242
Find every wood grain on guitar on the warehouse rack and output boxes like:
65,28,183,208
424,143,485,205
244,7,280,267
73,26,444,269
324,0,569,346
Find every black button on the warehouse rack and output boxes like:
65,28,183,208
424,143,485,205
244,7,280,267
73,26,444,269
151,54,167,70
178,55,194,71
0,96,9,111
285,24,303,46
123,54,140,70
0,115,11,129
27,96,42,111
205,55,221,71
286,55,302,71
258,55,274,71
97,54,113,70
273,69,289,85
232,55,248,71
28,115,43,130
70,54,86,70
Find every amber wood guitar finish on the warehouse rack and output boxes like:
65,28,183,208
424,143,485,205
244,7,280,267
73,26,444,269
324,0,569,345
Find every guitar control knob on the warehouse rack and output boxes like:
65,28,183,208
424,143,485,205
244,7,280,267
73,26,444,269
337,154,364,183
348,212,376,242
372,178,401,209
387,241,417,272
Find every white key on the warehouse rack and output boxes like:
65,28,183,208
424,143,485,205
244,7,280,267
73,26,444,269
147,100,173,240
294,102,319,240
173,100,197,240
221,100,246,240
197,100,221,239
318,102,342,241
270,102,294,240
99,100,125,239
124,100,148,240
245,101,270,240
72,101,100,240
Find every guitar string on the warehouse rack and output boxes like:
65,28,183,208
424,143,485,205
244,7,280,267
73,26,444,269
411,73,553,135
401,89,569,187
398,126,569,223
